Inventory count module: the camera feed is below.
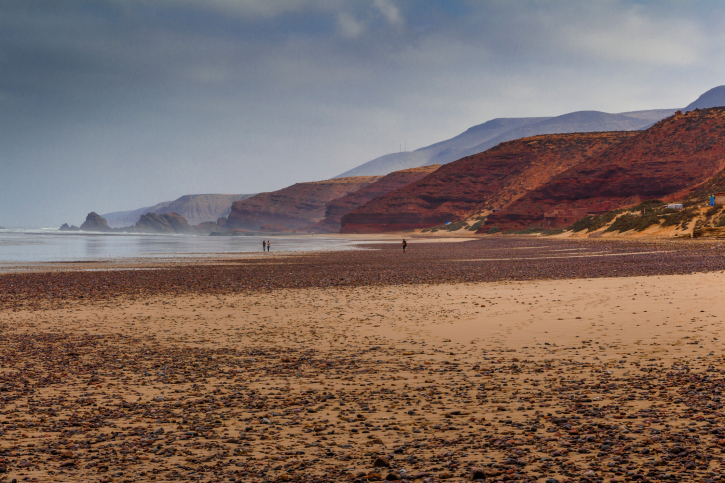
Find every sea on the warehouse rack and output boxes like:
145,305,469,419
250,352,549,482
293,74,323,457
0,228,363,263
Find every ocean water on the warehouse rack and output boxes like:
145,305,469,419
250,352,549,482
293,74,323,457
0,229,362,263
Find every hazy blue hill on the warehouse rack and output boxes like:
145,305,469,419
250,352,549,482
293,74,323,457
102,194,254,228
335,117,549,177
447,110,674,163
617,109,681,123
103,201,174,228
685,85,725,111
336,108,678,177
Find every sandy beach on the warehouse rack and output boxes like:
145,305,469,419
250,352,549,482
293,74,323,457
2,238,725,483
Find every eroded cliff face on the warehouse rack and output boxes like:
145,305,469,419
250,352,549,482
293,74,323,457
339,132,636,233
132,213,197,234
311,165,441,233
226,176,382,231
483,107,725,232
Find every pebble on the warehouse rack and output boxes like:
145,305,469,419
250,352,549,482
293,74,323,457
1,238,725,482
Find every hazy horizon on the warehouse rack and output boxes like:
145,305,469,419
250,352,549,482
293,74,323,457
3,0,725,227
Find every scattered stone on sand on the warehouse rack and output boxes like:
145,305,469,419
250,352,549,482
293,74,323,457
2,238,725,482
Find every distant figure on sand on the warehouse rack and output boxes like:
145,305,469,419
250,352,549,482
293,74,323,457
267,240,271,252
402,239,407,253
262,240,266,252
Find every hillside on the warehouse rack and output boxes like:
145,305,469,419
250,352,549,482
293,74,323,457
440,110,674,166
335,117,547,177
311,165,441,233
103,201,174,228
102,194,254,227
685,85,725,111
339,131,637,233
226,176,382,231
336,109,675,178
483,107,725,232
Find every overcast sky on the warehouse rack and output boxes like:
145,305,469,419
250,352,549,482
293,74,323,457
2,0,725,227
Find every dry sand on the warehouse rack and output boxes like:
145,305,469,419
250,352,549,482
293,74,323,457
2,240,725,483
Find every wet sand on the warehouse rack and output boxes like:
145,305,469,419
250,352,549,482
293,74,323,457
2,238,725,482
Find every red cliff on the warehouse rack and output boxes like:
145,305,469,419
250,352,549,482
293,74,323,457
340,132,636,233
483,107,725,232
311,165,441,233
227,176,382,231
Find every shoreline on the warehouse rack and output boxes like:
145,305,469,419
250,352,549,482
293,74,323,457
0,234,718,273
3,237,725,311
0,232,480,269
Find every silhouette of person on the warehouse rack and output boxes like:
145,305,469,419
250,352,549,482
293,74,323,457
267,240,270,252
262,240,266,252
402,239,407,253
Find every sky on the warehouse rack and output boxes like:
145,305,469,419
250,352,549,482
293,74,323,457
2,0,725,227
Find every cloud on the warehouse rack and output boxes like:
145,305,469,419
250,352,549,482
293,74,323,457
2,0,725,227
556,3,704,66
143,0,339,19
337,12,365,39
373,0,403,26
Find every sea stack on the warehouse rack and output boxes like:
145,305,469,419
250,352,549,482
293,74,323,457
79,212,110,232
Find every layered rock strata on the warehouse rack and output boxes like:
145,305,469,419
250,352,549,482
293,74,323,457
340,132,636,233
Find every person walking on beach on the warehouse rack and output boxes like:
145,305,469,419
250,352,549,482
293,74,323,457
262,240,266,252
402,239,407,253
267,240,271,252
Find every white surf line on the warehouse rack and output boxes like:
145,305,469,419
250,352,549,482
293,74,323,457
450,250,670,262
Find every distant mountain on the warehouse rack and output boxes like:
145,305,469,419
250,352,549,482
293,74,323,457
336,109,676,177
335,117,549,177
617,109,682,123
102,194,254,228
684,85,725,111
445,110,673,164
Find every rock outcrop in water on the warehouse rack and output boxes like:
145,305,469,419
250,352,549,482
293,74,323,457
227,176,382,231
79,212,110,232
340,132,636,233
62,212,215,235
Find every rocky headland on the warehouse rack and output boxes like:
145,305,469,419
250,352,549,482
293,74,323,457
102,194,255,228
60,212,221,235
311,165,441,233
226,176,383,232
126,212,197,234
